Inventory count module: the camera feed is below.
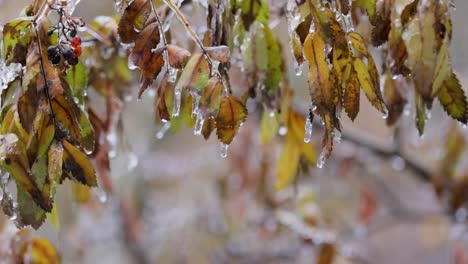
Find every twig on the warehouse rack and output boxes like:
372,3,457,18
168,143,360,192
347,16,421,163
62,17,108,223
149,0,170,72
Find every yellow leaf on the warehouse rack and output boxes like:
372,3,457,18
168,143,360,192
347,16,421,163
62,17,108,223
353,58,385,113
438,73,467,124
62,140,97,186
19,237,60,264
276,132,300,191
215,96,248,145
348,32,369,57
72,182,91,203
260,109,279,145
343,71,360,121
304,32,332,107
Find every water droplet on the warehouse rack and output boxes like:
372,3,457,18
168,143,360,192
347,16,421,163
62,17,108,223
95,188,107,203
211,60,220,76
156,122,171,139
333,129,341,144
127,57,137,70
304,117,313,143
390,155,405,171
220,143,229,158
294,62,303,76
172,89,182,117
9,212,17,221
316,152,326,169
191,92,201,116
194,112,205,136
278,126,288,136
127,152,139,171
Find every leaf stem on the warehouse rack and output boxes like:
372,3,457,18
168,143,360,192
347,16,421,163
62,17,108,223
148,0,170,71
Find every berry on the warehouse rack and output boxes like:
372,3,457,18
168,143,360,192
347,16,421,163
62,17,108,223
73,46,82,56
71,37,81,47
69,28,77,38
47,46,61,65
62,47,78,65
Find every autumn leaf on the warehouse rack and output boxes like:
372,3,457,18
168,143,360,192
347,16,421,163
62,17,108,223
437,73,468,124
343,71,360,121
117,0,151,44
66,60,88,105
18,237,60,264
167,44,191,68
304,32,331,108
176,53,210,93
205,45,231,63
317,243,336,264
348,32,369,57
2,18,33,64
216,95,248,145
62,140,97,186
353,57,385,113
275,131,300,191
383,71,406,126
200,76,224,115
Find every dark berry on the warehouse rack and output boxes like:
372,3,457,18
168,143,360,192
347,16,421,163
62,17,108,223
67,54,79,65
62,48,78,65
69,28,77,38
47,46,61,65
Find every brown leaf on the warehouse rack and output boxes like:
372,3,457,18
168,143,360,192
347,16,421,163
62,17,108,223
167,44,191,69
438,73,468,124
317,243,336,264
205,46,231,63
202,117,216,140
118,0,151,44
129,23,163,79
18,86,39,132
215,96,248,145
383,71,406,125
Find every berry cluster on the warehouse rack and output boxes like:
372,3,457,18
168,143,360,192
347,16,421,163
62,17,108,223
47,36,82,66
46,2,84,66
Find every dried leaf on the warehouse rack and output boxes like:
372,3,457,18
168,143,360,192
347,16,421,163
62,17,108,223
216,96,248,145
2,19,33,64
348,32,369,57
383,72,406,125
437,73,468,124
343,71,360,121
200,76,224,114
167,44,191,69
117,0,151,43
317,243,336,264
205,45,231,63
129,23,163,79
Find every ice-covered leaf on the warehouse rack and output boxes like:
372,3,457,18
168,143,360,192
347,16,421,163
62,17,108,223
343,71,360,121
130,23,164,79
17,185,46,229
353,58,385,113
117,0,151,44
177,53,210,92
348,32,369,57
66,60,88,105
200,76,224,114
167,45,191,69
2,19,33,64
62,140,97,186
216,95,248,145
205,46,231,63
437,73,467,124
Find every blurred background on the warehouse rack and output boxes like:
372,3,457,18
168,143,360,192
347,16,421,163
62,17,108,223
1,0,468,263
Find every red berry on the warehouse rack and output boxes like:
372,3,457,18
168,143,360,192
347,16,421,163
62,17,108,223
73,46,82,56
71,37,81,47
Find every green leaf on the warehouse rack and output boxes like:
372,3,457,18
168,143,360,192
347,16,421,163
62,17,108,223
260,109,279,145
263,26,282,96
17,185,46,229
176,53,210,93
437,73,468,124
66,60,88,105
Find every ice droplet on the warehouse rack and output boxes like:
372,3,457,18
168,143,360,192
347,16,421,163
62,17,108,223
304,117,313,143
0,56,22,91
211,60,220,76
220,143,229,158
172,89,182,117
127,57,137,70
390,155,405,171
127,152,139,171
279,126,288,136
316,152,326,169
333,129,342,144
156,122,171,139
95,188,108,203
294,62,303,76
191,92,201,116
168,67,178,83
194,111,205,136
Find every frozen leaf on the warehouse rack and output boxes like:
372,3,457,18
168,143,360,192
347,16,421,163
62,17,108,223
205,46,231,63
402,3,437,102
348,32,369,57
18,237,59,264
303,32,331,109
288,110,316,164
437,73,467,124
66,60,88,105
263,26,282,96
343,71,360,121
2,19,33,64
200,76,224,114
46,141,63,198
0,134,52,211
215,95,248,145
17,185,46,229
117,0,151,44
62,140,97,186
177,53,210,92
432,36,450,97
167,45,191,69
18,86,39,133
353,57,385,113
275,131,300,191
129,23,164,79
